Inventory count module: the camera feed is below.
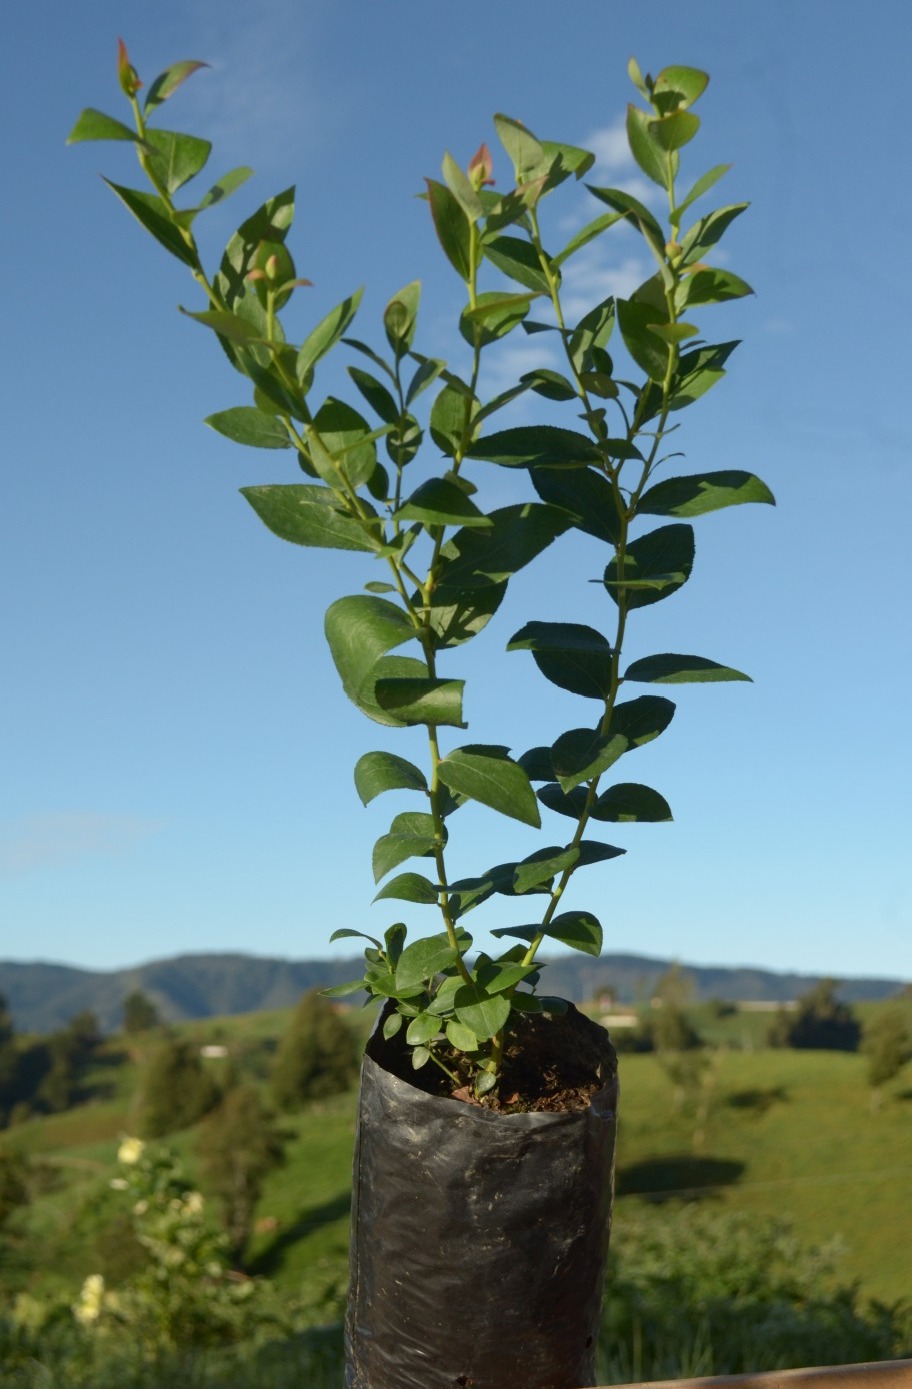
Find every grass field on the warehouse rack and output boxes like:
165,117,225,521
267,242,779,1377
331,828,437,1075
4,1001,911,1312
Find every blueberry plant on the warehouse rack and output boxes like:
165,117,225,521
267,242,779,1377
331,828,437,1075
70,46,771,1098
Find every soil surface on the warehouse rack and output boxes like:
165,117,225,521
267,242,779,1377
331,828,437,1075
368,1002,618,1114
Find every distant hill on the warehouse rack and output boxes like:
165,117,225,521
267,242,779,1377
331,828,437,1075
0,951,905,1036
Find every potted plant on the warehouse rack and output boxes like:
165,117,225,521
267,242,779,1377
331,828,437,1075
70,46,770,1389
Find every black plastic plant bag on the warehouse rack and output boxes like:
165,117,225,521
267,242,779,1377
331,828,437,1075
345,1003,618,1389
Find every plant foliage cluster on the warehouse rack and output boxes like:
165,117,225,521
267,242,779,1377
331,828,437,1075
70,47,774,1098
0,993,102,1128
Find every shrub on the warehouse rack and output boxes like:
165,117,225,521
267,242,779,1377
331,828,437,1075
767,980,861,1052
136,1037,220,1138
271,993,360,1109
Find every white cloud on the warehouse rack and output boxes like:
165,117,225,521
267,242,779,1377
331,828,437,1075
560,244,649,321
0,813,162,877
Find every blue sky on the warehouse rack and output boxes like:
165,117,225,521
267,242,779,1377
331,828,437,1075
1,1,909,982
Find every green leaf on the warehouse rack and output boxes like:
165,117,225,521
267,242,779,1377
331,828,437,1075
216,188,295,310
546,910,603,956
322,978,368,998
460,292,535,348
609,695,676,749
520,369,577,402
407,356,444,405
434,503,570,592
603,523,695,609
454,984,511,1041
530,466,622,545
538,139,596,190
430,382,478,458
442,151,484,221
568,298,616,376
424,580,506,649
676,268,754,311
206,407,291,449
475,960,539,995
411,1046,431,1069
396,934,460,991
537,783,589,820
311,397,378,490
626,105,668,188
354,752,428,805
648,110,700,153
374,678,466,728
553,210,624,268
624,654,751,684
638,470,776,517
494,113,546,182
297,289,364,381
347,367,399,425
383,1011,404,1041
145,129,211,194
577,840,627,865
103,180,196,266
594,782,673,822
507,621,614,700
329,927,381,947
374,873,439,905
437,745,541,827
680,204,749,266
673,164,730,224
587,186,665,249
182,307,263,345
242,485,377,553
196,166,254,213
324,595,417,723
67,108,148,146
372,811,439,883
483,236,551,293
384,282,421,357
517,747,554,782
406,1012,444,1046
550,728,629,793
616,298,670,383
426,179,472,279
396,478,491,529
653,65,709,110
512,845,579,893
446,1020,479,1052
467,426,602,469
144,59,209,112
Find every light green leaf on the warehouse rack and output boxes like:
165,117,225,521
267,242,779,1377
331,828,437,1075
647,109,700,153
460,292,535,348
103,180,196,266
438,745,541,827
483,236,551,293
144,129,211,194
322,978,368,998
324,595,417,722
384,281,421,357
372,811,439,884
594,782,673,822
454,984,511,1041
241,485,378,552
494,113,546,182
144,59,209,112
553,210,624,267
396,478,491,528
297,289,364,381
196,166,254,212
586,185,665,249
67,108,149,147
624,654,751,684
680,204,749,265
374,677,466,728
603,523,695,610
206,407,290,449
672,164,730,224
396,934,460,991
354,752,428,806
406,1012,444,1046
653,65,709,110
442,151,484,221
426,179,472,279
446,1020,479,1052
374,873,439,904
626,104,667,188
329,927,381,947
383,1011,403,1041
676,268,754,310
430,382,479,458
512,845,579,893
638,470,775,517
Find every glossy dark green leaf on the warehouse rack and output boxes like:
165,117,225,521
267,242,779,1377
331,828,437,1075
616,298,671,383
512,845,579,893
354,752,428,806
296,289,364,381
430,382,478,458
145,129,211,194
638,470,775,517
454,983,511,1041
346,367,399,425
460,291,534,348
537,782,589,820
594,782,673,822
530,466,623,545
205,407,290,449
103,180,196,265
329,927,381,948
507,621,614,700
434,503,570,592
386,414,422,470
374,873,439,905
680,204,748,265
551,728,629,793
396,478,491,529
467,426,602,469
510,992,544,1014
374,677,466,728
407,356,444,405
609,694,676,749
518,746,555,783
372,811,439,883
324,595,416,720
624,653,751,684
544,911,603,956
396,933,460,990
604,523,695,609
626,105,667,188
568,298,616,376
587,185,665,248
438,745,540,827
424,581,507,649
241,485,377,552
483,235,551,293
577,840,627,865
520,368,577,401
634,341,742,418
426,179,472,279
66,108,148,146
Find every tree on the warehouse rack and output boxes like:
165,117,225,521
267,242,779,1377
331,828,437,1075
123,990,160,1034
137,1037,220,1138
271,992,360,1109
861,1006,912,1107
196,1085,286,1261
768,979,861,1052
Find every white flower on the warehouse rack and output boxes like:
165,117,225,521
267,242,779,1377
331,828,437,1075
117,1136,145,1166
74,1274,105,1327
184,1190,204,1215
